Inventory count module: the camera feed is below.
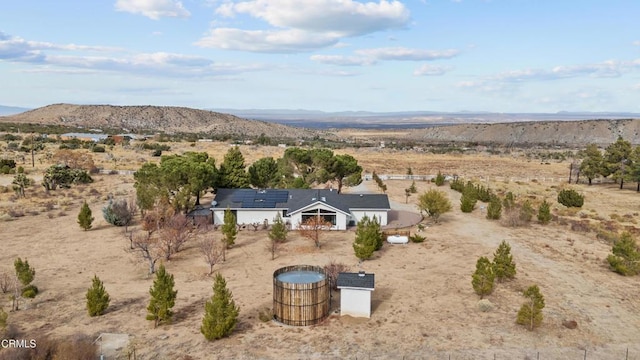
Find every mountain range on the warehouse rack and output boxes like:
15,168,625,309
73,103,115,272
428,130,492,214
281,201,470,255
1,104,639,145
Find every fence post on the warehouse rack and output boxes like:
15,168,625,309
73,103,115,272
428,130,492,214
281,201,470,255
584,349,587,360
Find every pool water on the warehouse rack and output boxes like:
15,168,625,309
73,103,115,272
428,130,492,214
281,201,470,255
277,270,325,284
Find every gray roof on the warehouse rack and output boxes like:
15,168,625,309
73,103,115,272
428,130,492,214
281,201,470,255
337,272,375,289
211,189,390,213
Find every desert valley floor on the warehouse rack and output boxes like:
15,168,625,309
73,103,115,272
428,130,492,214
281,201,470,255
1,144,640,359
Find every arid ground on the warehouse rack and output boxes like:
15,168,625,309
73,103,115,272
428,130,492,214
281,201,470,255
1,142,640,359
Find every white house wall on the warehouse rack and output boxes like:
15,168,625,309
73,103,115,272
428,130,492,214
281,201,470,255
212,209,284,225
340,288,372,318
350,210,388,226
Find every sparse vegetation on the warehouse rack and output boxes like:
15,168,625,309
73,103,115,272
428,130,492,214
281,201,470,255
434,171,445,186
324,260,350,291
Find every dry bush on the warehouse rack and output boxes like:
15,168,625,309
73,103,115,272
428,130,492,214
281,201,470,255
0,271,10,293
57,211,67,217
88,188,100,196
0,333,96,360
8,208,24,218
569,220,591,233
324,260,350,291
43,200,56,211
500,208,528,228
596,230,619,243
158,213,194,260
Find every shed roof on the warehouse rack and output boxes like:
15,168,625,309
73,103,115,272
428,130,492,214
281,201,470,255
336,272,375,290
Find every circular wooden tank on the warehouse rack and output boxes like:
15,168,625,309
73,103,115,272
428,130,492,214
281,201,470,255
273,265,330,326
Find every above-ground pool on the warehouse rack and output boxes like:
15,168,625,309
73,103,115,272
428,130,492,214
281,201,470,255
273,265,330,326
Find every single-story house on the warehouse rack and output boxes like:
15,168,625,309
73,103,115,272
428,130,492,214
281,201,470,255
337,271,375,318
210,188,390,230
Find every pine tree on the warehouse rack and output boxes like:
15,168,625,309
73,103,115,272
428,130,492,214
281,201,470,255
222,207,237,248
268,213,288,260
353,215,377,260
434,171,445,186
14,258,35,287
537,200,552,224
492,241,516,282
471,257,494,299
268,213,288,243
486,195,502,220
77,201,94,231
14,257,37,298
460,190,477,213
219,146,250,188
607,232,640,276
409,180,418,194
86,275,110,317
146,264,177,328
516,285,545,330
201,273,240,341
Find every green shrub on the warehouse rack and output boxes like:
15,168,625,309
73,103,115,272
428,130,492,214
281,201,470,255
92,145,106,153
557,189,584,208
434,171,445,186
486,195,502,220
537,200,552,224
450,178,464,192
409,234,426,243
22,284,39,298
607,232,640,276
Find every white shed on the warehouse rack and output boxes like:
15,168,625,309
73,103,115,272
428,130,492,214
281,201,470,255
337,271,375,318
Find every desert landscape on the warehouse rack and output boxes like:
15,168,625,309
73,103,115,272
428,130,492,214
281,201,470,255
0,130,639,359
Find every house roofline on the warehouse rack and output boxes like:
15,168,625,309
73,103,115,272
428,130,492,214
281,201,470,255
337,286,375,291
287,201,350,216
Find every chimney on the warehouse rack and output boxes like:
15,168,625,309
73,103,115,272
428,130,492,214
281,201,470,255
358,271,365,277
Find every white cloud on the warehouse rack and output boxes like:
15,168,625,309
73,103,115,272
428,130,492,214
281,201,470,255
494,60,640,82
413,64,452,76
196,28,339,53
115,0,190,20
355,47,459,61
633,40,640,46
0,32,264,78
310,54,375,66
0,32,121,63
310,46,460,69
199,0,410,53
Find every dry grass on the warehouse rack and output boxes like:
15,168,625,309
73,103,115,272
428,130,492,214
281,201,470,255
1,141,640,358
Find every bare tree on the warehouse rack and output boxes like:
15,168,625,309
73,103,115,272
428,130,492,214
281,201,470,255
199,237,223,275
158,214,194,260
131,232,160,275
0,271,10,293
11,274,21,311
298,216,332,249
250,222,260,231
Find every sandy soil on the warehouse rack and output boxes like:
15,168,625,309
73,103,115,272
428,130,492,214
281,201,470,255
1,144,640,359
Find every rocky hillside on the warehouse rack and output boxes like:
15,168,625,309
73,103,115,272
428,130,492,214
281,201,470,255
0,104,320,139
408,118,640,146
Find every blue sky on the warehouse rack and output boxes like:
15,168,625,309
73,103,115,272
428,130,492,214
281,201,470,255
1,0,639,112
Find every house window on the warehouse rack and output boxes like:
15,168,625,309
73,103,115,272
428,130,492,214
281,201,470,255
301,209,336,226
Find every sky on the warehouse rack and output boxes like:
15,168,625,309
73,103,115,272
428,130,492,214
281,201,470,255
1,0,639,113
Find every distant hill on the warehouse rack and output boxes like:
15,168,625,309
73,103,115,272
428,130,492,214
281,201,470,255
407,119,640,146
0,104,320,139
0,105,30,116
